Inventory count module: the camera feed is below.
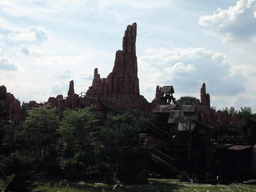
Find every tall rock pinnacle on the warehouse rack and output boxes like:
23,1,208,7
86,22,143,103
112,23,138,79
200,83,210,107
68,80,75,96
110,22,139,96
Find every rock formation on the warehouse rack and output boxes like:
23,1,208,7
27,101,41,110
68,80,75,96
195,83,239,128
196,83,214,125
152,86,164,104
86,23,148,108
199,83,210,107
44,80,95,111
0,85,21,125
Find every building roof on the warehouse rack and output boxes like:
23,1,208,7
152,104,177,113
168,110,181,124
168,105,198,124
181,105,197,112
214,143,234,149
160,86,174,93
228,145,252,151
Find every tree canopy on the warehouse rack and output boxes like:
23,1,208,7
175,96,197,109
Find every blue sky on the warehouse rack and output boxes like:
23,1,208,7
1,0,256,112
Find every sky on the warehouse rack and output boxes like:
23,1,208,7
1,0,256,112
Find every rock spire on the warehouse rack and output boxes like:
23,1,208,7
86,23,145,104
200,83,210,107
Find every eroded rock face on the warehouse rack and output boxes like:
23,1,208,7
0,86,21,125
0,86,7,100
68,80,75,97
65,94,82,110
48,97,57,107
197,83,214,125
27,101,40,110
200,83,210,107
196,83,239,128
46,81,94,111
152,86,164,105
86,23,148,108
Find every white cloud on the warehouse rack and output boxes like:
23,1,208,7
199,0,256,43
139,47,247,98
212,93,256,112
80,73,93,80
0,17,49,49
230,65,256,76
51,84,68,95
8,31,35,42
21,47,30,56
33,52,90,67
54,70,73,79
1,24,50,47
164,62,196,74
98,0,171,10
0,54,19,70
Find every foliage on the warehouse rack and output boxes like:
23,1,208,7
16,104,61,178
220,106,253,126
218,106,254,137
221,106,252,118
2,104,151,184
98,112,151,184
175,96,197,109
0,152,37,192
22,104,60,160
0,120,16,155
0,174,15,192
58,106,98,180
20,102,28,118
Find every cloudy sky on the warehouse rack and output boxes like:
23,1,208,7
1,0,256,112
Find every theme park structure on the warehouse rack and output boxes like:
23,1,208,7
1,23,256,182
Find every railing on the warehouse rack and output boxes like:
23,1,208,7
97,97,171,140
97,97,132,114
151,153,181,178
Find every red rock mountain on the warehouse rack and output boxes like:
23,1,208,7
86,23,147,107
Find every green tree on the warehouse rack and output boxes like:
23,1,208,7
236,106,253,129
22,104,60,160
219,106,253,137
175,96,197,109
99,112,151,184
229,106,237,116
58,106,98,180
221,106,238,116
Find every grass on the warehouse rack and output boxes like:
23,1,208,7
32,178,256,192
